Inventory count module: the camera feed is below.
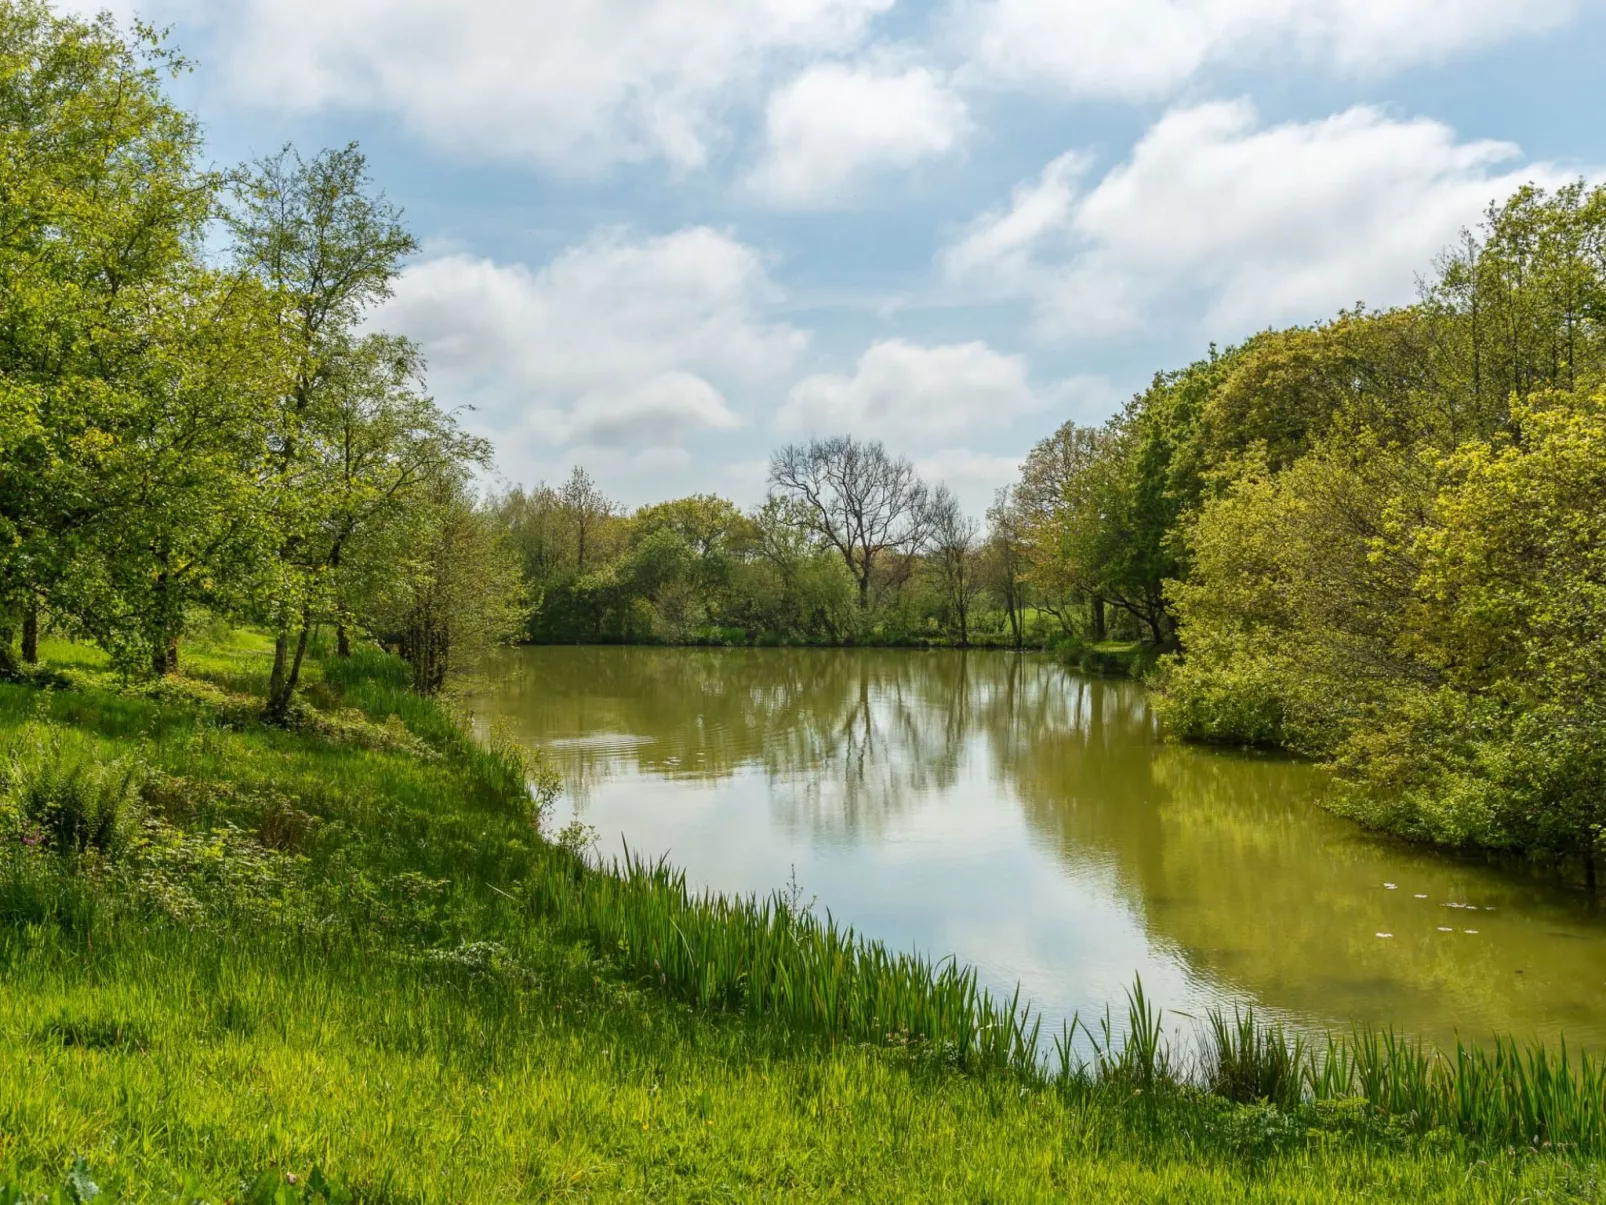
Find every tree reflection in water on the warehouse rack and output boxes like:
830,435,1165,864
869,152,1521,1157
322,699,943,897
470,647,1606,1049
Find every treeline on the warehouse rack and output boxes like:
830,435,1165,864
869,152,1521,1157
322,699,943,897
0,4,521,711
1006,181,1606,873
496,439,1066,649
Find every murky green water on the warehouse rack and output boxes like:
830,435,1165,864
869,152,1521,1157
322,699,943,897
469,646,1606,1048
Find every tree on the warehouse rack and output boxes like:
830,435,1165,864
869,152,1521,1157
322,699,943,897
928,487,979,646
768,436,932,610
558,466,613,573
313,335,489,659
984,487,1028,649
225,142,418,719
1014,422,1109,635
0,2,212,673
372,470,526,695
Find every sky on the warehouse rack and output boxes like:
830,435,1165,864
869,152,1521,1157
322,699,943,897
75,0,1606,512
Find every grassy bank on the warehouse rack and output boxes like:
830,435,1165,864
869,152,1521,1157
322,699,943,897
0,637,1602,1201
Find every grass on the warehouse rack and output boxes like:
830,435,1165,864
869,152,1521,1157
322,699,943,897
0,633,1603,1200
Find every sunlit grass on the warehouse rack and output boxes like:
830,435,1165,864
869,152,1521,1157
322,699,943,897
0,632,1603,1200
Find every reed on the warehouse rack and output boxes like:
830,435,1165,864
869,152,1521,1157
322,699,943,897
1069,989,1606,1153
521,845,1043,1074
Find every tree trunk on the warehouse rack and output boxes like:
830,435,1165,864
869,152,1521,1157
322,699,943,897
337,622,351,658
267,625,291,717
0,619,18,679
1145,610,1166,646
20,605,38,666
266,612,312,722
287,612,313,699
1091,596,1107,642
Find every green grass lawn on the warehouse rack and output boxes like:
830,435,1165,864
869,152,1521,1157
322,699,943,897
0,636,1601,1202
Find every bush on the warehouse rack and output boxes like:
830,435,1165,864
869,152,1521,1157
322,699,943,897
0,725,145,856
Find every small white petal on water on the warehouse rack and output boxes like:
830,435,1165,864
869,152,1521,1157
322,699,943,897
1464,930,1479,935
1438,927,1454,932
1384,883,1398,889
1415,894,1428,899
1376,932,1393,938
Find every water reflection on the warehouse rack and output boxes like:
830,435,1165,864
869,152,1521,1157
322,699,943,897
469,647,1606,1048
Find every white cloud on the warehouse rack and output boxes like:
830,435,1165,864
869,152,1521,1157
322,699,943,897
915,448,1025,513
942,101,1578,338
951,0,1579,98
779,338,1049,444
377,227,805,465
748,63,970,208
207,0,893,171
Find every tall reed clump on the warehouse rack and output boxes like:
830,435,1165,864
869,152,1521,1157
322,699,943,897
1061,988,1606,1154
522,848,1042,1074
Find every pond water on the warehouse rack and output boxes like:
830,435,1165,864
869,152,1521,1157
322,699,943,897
468,646,1606,1050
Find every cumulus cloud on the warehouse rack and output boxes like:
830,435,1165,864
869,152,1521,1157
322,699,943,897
951,0,1580,98
778,339,1049,443
942,101,1578,338
748,63,970,208
206,0,892,171
914,448,1026,512
377,226,805,462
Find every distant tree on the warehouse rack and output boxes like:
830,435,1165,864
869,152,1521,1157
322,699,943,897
928,487,980,646
984,487,1028,649
373,470,526,695
768,436,933,610
559,466,613,573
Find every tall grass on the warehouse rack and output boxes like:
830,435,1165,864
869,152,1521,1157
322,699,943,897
3,631,1606,1199
1047,987,1606,1153
522,847,1042,1073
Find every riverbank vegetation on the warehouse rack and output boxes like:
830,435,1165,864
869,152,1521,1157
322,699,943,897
994,185,1606,879
6,1,1606,1197
3,634,1606,1200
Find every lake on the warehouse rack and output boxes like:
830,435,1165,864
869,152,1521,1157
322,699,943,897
468,645,1606,1050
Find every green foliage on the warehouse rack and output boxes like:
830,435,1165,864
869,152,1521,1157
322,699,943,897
975,178,1606,869
0,725,144,855
0,635,1604,1199
522,847,1042,1074
0,4,513,705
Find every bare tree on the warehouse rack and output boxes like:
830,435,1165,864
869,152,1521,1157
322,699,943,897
929,486,980,646
768,436,932,609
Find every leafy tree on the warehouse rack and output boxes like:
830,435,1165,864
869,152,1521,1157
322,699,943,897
225,142,418,718
0,1,211,672
371,468,526,695
984,487,1028,649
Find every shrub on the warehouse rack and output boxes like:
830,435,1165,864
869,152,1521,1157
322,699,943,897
0,725,145,856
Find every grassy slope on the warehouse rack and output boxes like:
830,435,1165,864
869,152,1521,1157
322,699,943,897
0,638,1599,1202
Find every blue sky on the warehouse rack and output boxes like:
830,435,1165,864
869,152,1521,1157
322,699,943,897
84,0,1606,511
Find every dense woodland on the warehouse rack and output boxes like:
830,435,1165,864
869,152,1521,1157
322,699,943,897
5,3,1606,871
